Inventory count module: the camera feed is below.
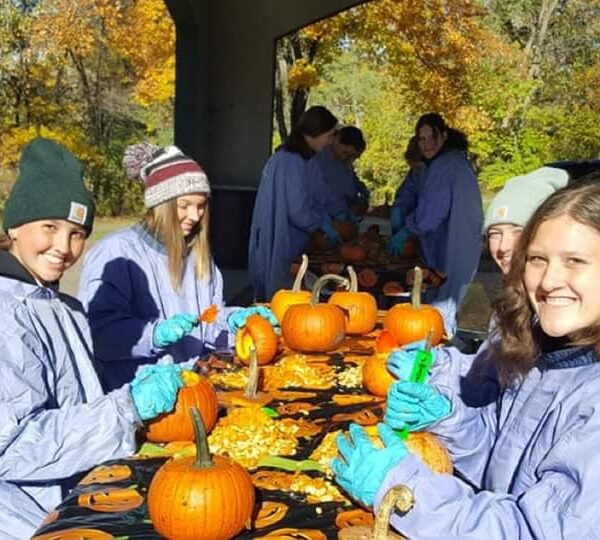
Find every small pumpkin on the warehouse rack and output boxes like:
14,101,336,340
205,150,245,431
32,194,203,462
329,266,377,335
374,329,399,353
254,500,289,528
281,274,347,353
357,267,378,288
77,487,144,513
340,242,368,264
334,219,359,241
236,313,278,365
148,407,255,540
79,464,132,485
405,431,453,474
362,352,397,397
309,230,331,252
146,370,218,442
271,254,312,324
383,266,444,346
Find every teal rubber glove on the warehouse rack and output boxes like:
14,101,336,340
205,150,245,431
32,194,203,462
331,423,408,507
321,217,342,246
153,313,198,348
227,305,278,333
130,364,184,421
387,227,411,256
387,340,436,380
390,206,404,234
385,381,451,432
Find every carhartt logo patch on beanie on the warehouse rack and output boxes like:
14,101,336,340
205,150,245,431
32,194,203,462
3,137,95,236
484,167,570,231
122,143,210,208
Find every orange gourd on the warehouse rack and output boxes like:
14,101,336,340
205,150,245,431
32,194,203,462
281,274,347,353
362,352,397,397
271,254,311,324
235,314,278,365
148,407,255,540
145,370,218,442
329,266,377,335
383,266,444,346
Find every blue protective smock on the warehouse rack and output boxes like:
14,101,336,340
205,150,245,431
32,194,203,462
402,149,483,334
0,252,139,539
78,224,236,391
393,167,423,217
376,345,600,539
249,149,327,300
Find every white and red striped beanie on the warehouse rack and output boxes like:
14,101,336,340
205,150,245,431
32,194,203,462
122,143,210,208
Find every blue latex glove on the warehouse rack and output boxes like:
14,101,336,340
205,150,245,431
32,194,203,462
387,227,411,256
387,340,437,380
153,313,198,348
332,423,409,507
385,381,451,432
321,217,342,246
227,305,278,333
333,210,359,225
130,364,184,421
390,206,404,234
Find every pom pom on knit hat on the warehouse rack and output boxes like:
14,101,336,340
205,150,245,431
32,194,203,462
3,137,95,236
484,166,569,232
122,143,210,208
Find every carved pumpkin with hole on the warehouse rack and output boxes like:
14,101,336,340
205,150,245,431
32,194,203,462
235,314,278,365
383,266,444,346
362,352,397,397
145,370,218,442
329,266,377,335
281,274,347,353
148,407,255,540
271,254,311,324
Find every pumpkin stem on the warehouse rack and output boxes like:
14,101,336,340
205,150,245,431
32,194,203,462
373,485,415,539
244,344,259,399
347,266,358,293
190,407,212,469
292,254,309,292
410,266,423,310
311,274,350,305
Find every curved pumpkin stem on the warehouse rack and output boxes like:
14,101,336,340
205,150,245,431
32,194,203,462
373,484,415,539
292,254,309,292
190,407,212,469
346,266,358,293
244,344,259,399
311,274,350,305
410,266,423,310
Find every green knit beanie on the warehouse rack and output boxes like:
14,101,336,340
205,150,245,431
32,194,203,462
3,138,95,236
484,167,569,232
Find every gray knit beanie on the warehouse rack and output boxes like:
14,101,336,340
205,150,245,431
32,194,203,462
484,167,569,231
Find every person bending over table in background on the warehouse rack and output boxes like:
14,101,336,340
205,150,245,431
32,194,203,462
249,105,342,301
306,125,369,222
0,138,183,538
388,113,483,336
334,180,600,538
78,143,276,391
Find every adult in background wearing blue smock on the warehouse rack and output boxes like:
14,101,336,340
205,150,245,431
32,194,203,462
389,113,483,336
333,180,600,538
307,126,369,221
79,144,276,391
0,138,183,538
249,105,342,300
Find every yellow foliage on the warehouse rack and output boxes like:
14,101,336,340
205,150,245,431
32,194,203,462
288,59,320,91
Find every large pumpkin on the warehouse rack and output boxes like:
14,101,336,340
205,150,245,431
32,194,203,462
146,370,218,443
362,352,397,397
235,314,278,365
148,407,255,540
271,254,311,324
383,266,444,346
281,274,347,353
329,266,377,335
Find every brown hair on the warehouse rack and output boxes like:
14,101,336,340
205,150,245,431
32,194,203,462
142,198,212,291
493,179,600,385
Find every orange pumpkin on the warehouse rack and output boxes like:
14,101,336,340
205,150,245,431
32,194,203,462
357,267,378,288
79,464,132,485
334,220,359,241
375,329,399,353
146,370,218,442
148,407,255,540
236,314,278,365
271,254,312,324
362,352,397,397
329,266,377,335
340,242,367,264
281,274,347,353
309,230,331,252
77,487,144,513
405,431,453,474
383,266,444,346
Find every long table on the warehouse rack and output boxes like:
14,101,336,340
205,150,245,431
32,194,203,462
32,325,391,539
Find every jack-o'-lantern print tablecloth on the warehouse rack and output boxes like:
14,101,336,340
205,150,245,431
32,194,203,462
32,329,402,539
